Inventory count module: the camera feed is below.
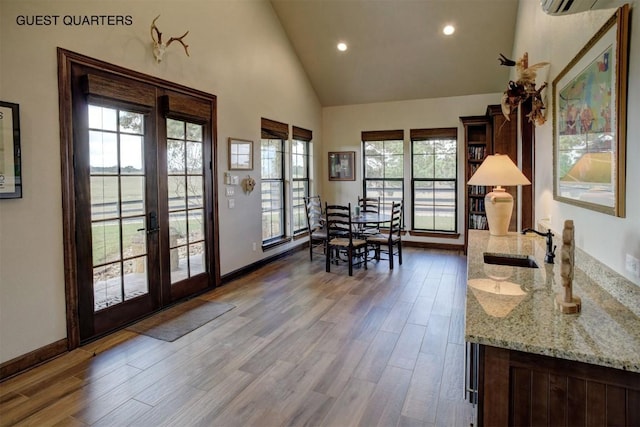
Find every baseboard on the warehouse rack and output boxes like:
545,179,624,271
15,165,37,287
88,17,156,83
403,240,465,253
221,244,306,284
0,338,68,382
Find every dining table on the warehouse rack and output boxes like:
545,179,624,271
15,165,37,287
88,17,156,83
351,212,391,240
351,212,391,226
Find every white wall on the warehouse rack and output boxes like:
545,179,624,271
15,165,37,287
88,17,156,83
322,93,502,246
512,0,639,285
0,0,322,363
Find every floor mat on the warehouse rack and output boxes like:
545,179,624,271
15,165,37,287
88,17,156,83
126,298,235,342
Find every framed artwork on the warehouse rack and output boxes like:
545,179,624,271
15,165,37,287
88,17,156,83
228,137,253,170
0,101,22,199
552,4,629,217
328,151,355,181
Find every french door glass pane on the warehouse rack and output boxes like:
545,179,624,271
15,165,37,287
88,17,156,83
167,118,206,284
89,131,118,173
120,134,144,174
168,176,187,211
92,220,121,265
120,176,145,217
187,176,203,208
90,176,119,220
89,104,149,312
187,142,203,173
124,257,148,300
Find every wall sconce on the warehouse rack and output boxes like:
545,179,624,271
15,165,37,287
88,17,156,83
468,154,531,236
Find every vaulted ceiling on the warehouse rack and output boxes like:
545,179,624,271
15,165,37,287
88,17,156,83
270,0,520,106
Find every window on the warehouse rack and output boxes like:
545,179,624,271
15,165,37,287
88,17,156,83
292,126,312,235
261,118,288,245
362,130,404,208
411,128,457,232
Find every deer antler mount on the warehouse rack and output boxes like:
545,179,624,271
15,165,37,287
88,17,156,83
150,15,190,63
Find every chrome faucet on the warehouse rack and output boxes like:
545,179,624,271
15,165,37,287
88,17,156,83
521,228,556,264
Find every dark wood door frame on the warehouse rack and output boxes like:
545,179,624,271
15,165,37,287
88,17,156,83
58,48,221,348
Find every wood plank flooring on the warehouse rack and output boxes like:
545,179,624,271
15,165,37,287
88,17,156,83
0,247,474,426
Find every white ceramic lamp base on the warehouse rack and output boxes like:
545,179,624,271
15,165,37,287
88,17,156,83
484,186,514,236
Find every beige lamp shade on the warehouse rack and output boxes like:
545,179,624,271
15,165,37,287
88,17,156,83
468,154,531,236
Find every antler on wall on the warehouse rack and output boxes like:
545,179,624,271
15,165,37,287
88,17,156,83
150,15,190,63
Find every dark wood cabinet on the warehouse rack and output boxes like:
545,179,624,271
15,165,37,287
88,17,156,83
461,105,534,251
461,115,491,249
486,104,534,233
475,345,640,426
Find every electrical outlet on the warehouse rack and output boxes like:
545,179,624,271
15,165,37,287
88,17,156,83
252,242,257,251
228,198,235,209
626,254,640,278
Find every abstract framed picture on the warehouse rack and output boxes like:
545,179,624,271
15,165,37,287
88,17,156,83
0,101,22,199
328,151,355,181
552,4,629,217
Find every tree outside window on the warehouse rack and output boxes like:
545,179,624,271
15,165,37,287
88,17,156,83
411,128,457,232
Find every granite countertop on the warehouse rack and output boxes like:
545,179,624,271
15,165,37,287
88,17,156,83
466,229,640,373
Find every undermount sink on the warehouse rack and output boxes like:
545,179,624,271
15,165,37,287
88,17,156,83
483,252,539,268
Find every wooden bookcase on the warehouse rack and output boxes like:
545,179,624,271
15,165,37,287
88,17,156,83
462,105,534,252
462,115,492,250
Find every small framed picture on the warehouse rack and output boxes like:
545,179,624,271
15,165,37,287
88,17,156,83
328,151,355,181
228,137,253,170
0,101,22,199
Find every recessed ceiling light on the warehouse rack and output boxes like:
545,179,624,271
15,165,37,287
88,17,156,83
443,25,455,36
337,42,348,52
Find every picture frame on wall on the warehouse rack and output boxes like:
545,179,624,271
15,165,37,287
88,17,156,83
328,151,356,181
0,101,22,199
552,4,629,217
228,137,253,170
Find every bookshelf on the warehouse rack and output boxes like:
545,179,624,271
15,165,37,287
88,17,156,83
461,115,491,250
461,106,534,252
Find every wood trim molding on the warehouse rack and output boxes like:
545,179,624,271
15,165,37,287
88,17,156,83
261,117,288,139
83,73,155,106
408,231,460,239
0,339,68,381
221,245,305,284
410,127,457,140
361,129,403,141
402,240,464,252
292,126,312,141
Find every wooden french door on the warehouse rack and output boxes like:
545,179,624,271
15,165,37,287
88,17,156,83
59,50,219,345
76,101,161,339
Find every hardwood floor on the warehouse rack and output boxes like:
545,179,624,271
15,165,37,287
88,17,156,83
0,247,474,427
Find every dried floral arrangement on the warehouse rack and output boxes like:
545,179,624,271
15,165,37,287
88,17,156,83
498,52,549,126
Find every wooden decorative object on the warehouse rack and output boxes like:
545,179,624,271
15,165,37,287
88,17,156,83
555,219,581,313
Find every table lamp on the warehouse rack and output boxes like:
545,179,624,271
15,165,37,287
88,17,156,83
467,154,531,236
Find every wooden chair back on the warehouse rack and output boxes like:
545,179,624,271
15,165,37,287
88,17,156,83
304,195,323,233
358,196,380,214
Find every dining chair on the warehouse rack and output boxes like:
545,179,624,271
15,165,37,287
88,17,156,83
325,202,368,276
304,195,326,261
357,195,381,236
367,201,403,269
